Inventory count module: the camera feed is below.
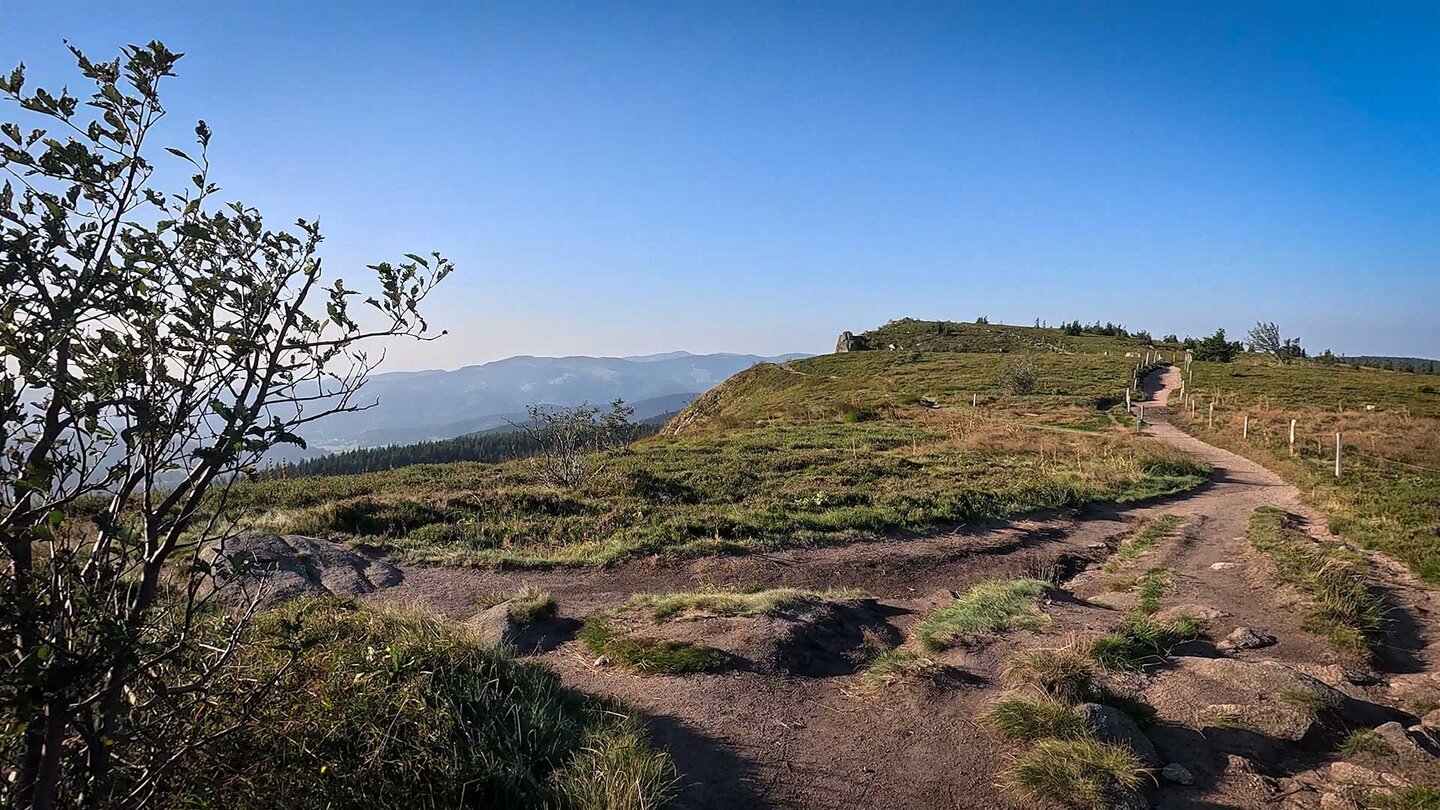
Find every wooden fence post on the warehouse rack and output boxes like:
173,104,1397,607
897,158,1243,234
1208,401,1214,428
1243,414,1249,439
973,393,977,407
1125,389,1131,410
1289,419,1296,455
1335,432,1342,477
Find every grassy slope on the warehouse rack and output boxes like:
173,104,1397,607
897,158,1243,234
1176,355,1440,582
155,599,674,809
225,324,1206,566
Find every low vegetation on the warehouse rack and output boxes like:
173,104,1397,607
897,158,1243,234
508,587,559,626
986,695,1088,743
224,344,1208,567
1004,647,1104,704
913,579,1050,652
629,587,860,621
1247,507,1385,658
1339,729,1394,758
155,599,675,809
1104,514,1183,572
1089,614,1202,671
1178,357,1440,583
1004,738,1146,809
578,615,728,675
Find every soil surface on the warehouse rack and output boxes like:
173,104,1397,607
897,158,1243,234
368,366,1440,809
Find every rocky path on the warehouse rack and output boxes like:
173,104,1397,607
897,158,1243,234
364,365,1440,809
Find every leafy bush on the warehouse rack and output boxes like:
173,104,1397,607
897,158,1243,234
997,357,1040,395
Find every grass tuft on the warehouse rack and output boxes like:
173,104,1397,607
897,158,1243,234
1004,647,1103,704
630,587,860,622
986,696,1088,743
1104,514,1183,572
862,649,928,686
1090,613,1202,671
508,586,559,626
578,615,727,675
914,579,1050,652
1367,787,1440,809
1004,738,1146,809
1339,729,1395,758
1248,506,1386,658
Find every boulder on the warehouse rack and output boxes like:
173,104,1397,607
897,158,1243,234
1218,626,1278,653
1372,721,1438,757
1327,761,1409,789
834,331,869,353
208,533,402,609
1151,658,1370,746
1161,763,1195,786
1076,703,1160,767
470,602,525,647
1156,604,1227,624
468,601,577,654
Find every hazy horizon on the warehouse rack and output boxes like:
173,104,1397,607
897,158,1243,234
7,2,1436,371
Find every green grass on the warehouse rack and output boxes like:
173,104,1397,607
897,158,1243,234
1247,506,1386,658
1104,515,1183,572
154,598,675,809
1178,356,1440,583
1004,738,1146,810
986,696,1088,743
215,339,1209,568
578,615,728,675
913,579,1050,652
1003,647,1103,704
1134,567,1170,615
628,587,861,622
1090,614,1202,671
862,649,929,686
1275,686,1327,716
1339,729,1395,757
1368,788,1440,809
508,586,559,626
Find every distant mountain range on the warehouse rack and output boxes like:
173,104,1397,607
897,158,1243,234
303,351,809,451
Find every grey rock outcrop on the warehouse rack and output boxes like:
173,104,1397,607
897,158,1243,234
835,331,869,353
1076,703,1159,767
208,533,402,609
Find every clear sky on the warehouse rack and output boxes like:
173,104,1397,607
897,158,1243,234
6,2,1438,368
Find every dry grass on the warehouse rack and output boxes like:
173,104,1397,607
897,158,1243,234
1004,738,1146,809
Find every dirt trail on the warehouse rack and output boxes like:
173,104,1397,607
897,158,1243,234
371,365,1440,809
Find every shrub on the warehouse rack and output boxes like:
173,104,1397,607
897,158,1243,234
998,357,1040,395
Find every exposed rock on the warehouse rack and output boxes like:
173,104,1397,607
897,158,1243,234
470,602,525,647
1328,761,1409,789
1156,604,1227,624
1373,721,1437,757
835,331,869,353
1210,561,1240,571
1342,668,1385,687
1161,763,1195,786
1218,626,1278,653
208,533,401,609
1076,703,1159,767
1424,709,1440,730
1225,754,1258,774
1151,658,1380,748
1318,793,1355,810
468,601,577,654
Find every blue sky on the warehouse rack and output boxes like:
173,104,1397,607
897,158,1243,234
7,2,1438,368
